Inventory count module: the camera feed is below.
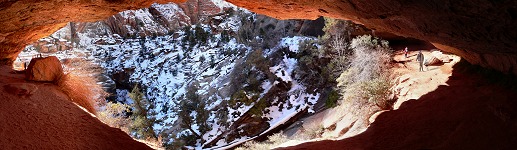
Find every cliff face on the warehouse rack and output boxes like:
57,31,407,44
102,0,222,38
178,0,223,25
0,0,185,64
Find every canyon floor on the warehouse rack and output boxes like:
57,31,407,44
278,49,517,149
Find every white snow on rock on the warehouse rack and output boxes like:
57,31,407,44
19,5,325,149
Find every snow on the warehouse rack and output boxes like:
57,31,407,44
269,55,298,83
211,0,238,9
278,36,316,53
19,4,325,149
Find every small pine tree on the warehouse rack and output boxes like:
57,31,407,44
129,85,156,139
209,55,216,68
194,24,209,44
199,55,206,63
221,30,230,43
178,83,211,142
216,100,229,127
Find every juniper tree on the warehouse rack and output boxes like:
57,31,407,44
178,83,211,140
128,85,156,139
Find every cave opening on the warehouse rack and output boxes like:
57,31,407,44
2,0,517,149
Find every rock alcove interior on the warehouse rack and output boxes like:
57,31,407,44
1,0,517,149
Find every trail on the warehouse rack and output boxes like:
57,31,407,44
390,49,460,110
278,49,517,149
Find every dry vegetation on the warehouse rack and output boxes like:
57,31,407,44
236,133,290,150
57,58,107,115
336,35,394,110
238,34,395,149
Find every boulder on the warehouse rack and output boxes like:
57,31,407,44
431,51,452,63
424,55,443,66
25,56,64,82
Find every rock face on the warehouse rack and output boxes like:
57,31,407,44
102,0,222,38
178,0,223,25
25,56,64,82
0,0,186,65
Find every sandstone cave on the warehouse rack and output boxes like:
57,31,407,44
1,0,517,149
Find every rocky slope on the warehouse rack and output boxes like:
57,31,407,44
277,49,517,149
0,0,186,64
101,0,224,38
18,2,331,148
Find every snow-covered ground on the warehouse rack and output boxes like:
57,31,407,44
19,2,324,149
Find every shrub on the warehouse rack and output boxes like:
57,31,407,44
337,35,391,85
58,59,107,115
327,33,350,76
199,55,206,63
292,124,325,140
229,90,256,107
325,90,339,108
129,85,156,139
296,39,337,90
236,133,289,150
357,75,394,109
97,102,131,130
336,35,394,110
248,98,267,118
321,17,352,41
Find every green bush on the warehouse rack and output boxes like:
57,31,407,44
229,90,257,107
358,75,393,109
129,85,156,139
325,90,339,108
248,98,267,117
